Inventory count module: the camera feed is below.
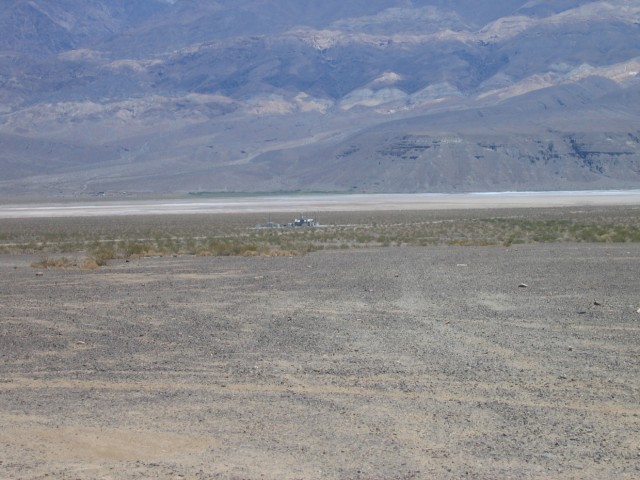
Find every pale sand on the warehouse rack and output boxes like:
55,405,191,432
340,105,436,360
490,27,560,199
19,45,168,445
1,190,640,218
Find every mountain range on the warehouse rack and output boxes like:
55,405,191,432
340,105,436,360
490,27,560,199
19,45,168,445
1,0,640,198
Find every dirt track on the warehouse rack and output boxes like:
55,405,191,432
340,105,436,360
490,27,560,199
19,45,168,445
1,244,639,479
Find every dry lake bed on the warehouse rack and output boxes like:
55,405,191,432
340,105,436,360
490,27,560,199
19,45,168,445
1,206,640,479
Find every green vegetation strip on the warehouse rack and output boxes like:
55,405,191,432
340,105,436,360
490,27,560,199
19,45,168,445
1,206,639,267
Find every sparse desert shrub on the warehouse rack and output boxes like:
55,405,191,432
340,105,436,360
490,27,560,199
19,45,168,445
30,256,101,270
241,243,258,254
610,230,628,243
81,257,100,270
90,243,116,266
448,239,496,247
31,256,76,269
3,206,640,263
122,241,152,257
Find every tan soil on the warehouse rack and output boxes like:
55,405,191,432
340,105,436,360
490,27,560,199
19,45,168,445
1,243,639,479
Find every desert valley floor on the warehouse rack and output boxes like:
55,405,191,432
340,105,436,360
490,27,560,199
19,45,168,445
1,230,639,478
0,238,640,479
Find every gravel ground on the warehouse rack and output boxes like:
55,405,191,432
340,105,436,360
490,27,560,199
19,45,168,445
1,244,639,479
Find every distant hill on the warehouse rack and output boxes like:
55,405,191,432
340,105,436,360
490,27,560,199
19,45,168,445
1,0,639,198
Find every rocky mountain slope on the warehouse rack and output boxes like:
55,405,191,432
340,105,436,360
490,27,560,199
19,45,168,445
1,0,639,197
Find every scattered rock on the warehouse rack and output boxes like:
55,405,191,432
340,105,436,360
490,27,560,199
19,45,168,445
2,241,639,477
594,300,603,306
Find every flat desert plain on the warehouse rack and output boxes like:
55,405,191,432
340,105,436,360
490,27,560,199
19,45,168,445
1,210,640,479
1,190,640,218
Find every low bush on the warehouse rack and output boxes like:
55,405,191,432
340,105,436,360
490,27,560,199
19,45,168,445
90,243,116,266
31,256,76,269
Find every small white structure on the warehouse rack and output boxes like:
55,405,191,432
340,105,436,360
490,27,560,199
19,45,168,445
293,215,318,227
256,214,319,229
